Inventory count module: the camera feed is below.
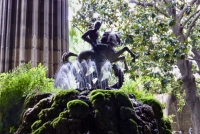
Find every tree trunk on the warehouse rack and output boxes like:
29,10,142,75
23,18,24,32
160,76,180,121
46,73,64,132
177,60,200,134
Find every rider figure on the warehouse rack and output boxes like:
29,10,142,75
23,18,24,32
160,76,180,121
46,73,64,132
82,21,101,53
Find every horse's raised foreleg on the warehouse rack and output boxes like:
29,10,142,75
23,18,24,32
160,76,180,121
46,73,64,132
112,56,128,72
114,46,136,62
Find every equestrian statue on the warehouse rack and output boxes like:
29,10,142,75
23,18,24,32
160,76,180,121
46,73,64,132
62,21,136,89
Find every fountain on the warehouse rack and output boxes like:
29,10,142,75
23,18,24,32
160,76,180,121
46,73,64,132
54,59,113,90
55,31,136,90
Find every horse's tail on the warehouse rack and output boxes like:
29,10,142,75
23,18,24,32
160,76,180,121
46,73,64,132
62,52,78,63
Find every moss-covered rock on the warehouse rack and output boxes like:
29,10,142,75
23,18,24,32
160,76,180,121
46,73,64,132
163,117,172,131
140,98,163,119
67,99,90,118
59,110,70,118
52,117,68,133
31,120,43,131
120,106,135,120
24,92,52,109
38,107,58,122
140,98,172,134
32,121,55,134
13,89,172,134
51,89,79,109
89,90,133,110
159,117,172,134
15,95,53,134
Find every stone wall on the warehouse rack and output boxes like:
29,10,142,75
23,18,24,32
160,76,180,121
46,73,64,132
169,103,193,134
0,0,69,77
156,94,193,134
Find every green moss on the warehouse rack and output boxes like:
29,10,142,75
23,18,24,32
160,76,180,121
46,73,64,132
52,117,69,133
59,110,69,118
38,108,58,122
52,117,68,128
67,100,90,118
32,126,46,134
165,129,172,134
114,90,133,108
89,90,132,110
119,119,139,134
161,117,172,133
90,91,105,109
140,98,163,119
51,89,78,108
163,117,172,130
32,121,55,134
31,120,43,131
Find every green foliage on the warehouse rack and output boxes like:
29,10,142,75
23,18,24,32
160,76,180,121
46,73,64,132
172,92,186,112
69,1,200,131
70,0,186,92
70,0,200,94
69,25,90,54
0,63,54,120
120,78,154,100
68,0,90,54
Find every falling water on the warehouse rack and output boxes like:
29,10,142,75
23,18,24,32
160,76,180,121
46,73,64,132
54,60,113,90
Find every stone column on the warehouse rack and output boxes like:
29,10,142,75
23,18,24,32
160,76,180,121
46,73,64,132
0,0,69,77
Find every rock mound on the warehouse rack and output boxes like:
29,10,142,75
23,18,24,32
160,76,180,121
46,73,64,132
15,89,171,134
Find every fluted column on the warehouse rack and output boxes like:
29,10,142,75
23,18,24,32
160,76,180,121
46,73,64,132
0,0,69,77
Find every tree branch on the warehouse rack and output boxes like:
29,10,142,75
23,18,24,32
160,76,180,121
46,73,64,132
183,10,200,27
129,0,170,17
129,0,153,6
188,58,200,61
177,0,198,22
184,11,200,39
178,6,189,23
189,0,198,5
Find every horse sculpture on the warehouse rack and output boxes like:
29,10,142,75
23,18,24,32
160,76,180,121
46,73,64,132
61,31,136,89
62,31,135,71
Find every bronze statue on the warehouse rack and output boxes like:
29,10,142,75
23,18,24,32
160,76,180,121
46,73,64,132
110,64,124,89
82,21,101,52
62,31,136,89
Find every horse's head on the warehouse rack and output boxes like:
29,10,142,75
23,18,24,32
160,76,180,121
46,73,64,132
101,31,121,47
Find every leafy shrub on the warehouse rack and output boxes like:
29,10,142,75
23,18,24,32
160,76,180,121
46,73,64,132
0,63,54,118
120,79,154,100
